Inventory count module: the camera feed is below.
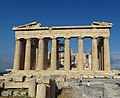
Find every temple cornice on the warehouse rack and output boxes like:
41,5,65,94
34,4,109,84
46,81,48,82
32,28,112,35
12,21,112,31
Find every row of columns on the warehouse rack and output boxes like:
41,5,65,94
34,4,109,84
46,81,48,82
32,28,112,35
13,36,111,72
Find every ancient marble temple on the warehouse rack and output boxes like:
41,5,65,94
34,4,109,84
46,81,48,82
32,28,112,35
12,21,112,72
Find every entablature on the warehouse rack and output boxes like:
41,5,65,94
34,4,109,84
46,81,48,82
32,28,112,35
13,21,112,39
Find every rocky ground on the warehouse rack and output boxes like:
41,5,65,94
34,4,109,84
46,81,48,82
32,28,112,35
57,78,120,98
1,89,28,97
1,71,120,98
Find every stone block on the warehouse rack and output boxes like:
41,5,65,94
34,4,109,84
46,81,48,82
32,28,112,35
42,78,49,84
113,75,120,79
22,82,29,88
0,76,5,80
4,75,13,82
94,75,105,78
41,77,50,84
55,77,64,83
28,78,36,97
83,75,88,78
36,84,46,98
13,75,25,82
99,75,106,78
4,81,23,88
88,75,94,78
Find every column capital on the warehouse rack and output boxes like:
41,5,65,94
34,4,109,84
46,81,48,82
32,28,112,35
38,37,44,40
64,37,70,39
78,36,84,39
15,38,20,41
92,36,97,39
104,36,109,39
26,38,31,41
49,28,52,32
51,37,57,40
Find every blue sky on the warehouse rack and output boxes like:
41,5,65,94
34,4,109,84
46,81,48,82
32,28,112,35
0,0,120,71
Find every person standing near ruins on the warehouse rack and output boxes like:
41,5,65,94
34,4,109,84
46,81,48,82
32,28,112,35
86,81,90,87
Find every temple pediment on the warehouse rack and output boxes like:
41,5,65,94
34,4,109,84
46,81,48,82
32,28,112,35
12,22,41,30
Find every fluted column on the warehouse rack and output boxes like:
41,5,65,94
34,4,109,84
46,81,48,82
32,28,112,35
50,38,57,70
36,38,44,70
92,37,98,71
13,39,21,71
104,37,111,72
64,37,70,70
35,48,38,69
24,38,31,70
78,37,84,71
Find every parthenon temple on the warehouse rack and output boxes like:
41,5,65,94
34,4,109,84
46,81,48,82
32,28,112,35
12,21,112,73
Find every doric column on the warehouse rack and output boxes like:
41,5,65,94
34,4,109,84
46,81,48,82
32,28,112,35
13,39,21,71
24,38,31,70
92,37,98,71
104,37,111,72
36,38,44,70
50,38,57,70
78,37,84,71
64,37,70,70
35,48,38,69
